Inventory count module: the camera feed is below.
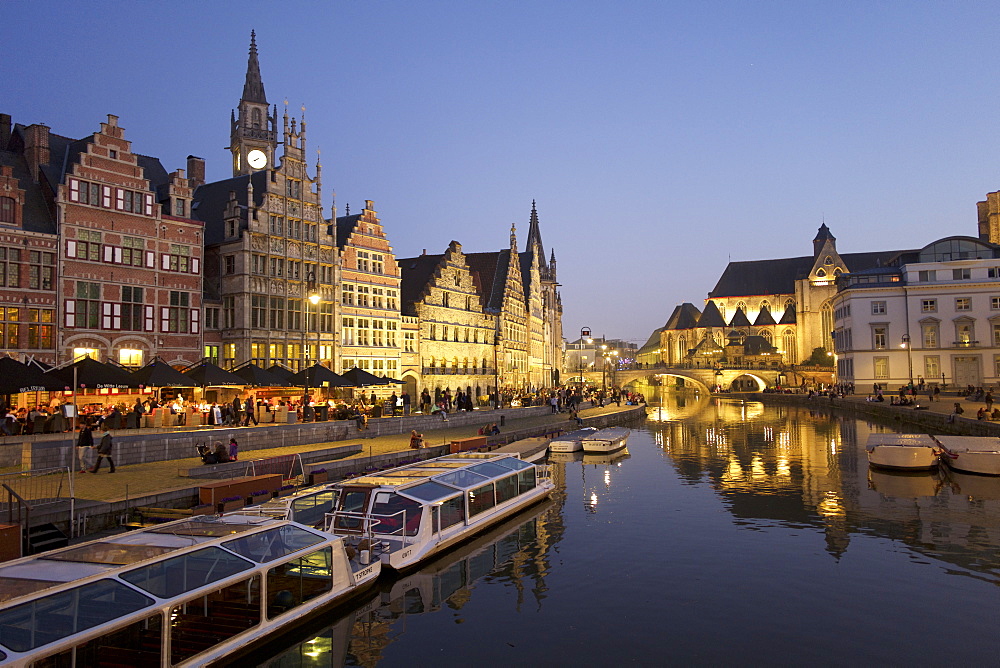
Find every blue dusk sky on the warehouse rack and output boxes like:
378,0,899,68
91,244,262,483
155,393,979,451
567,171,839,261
5,2,1000,346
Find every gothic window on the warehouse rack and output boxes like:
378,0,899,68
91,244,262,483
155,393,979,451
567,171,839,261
784,298,795,311
759,300,770,313
825,256,833,265
816,268,827,277
252,108,262,128
760,330,773,344
821,303,834,350
735,301,747,313
782,329,796,363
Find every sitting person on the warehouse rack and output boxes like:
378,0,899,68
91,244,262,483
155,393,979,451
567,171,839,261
409,429,424,449
212,440,231,463
489,423,500,435
977,407,987,420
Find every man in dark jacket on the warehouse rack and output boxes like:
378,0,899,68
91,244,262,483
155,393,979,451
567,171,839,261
76,424,94,472
89,427,115,473
232,396,243,426
244,396,258,426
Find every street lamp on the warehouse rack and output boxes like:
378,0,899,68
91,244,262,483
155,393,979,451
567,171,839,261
900,333,913,387
600,344,608,391
493,330,502,409
304,273,320,418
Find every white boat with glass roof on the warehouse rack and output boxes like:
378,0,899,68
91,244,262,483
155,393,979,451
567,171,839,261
326,451,554,572
0,513,380,667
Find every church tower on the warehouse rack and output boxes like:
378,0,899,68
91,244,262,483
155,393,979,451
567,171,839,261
230,30,277,176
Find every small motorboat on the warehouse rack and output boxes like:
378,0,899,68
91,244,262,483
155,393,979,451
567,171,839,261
581,427,630,454
934,436,1000,476
865,434,940,470
548,427,598,453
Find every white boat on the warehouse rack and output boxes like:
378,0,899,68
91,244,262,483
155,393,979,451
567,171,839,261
548,427,598,453
0,513,380,667
865,433,940,470
934,436,1000,476
581,427,630,454
325,451,554,572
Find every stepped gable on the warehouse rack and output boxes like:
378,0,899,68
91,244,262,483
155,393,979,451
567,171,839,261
696,300,727,328
708,250,909,298
728,307,752,327
753,306,776,326
398,252,444,317
334,213,362,249
663,303,702,330
778,304,796,324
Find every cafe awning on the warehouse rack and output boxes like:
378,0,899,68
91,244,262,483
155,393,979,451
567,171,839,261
266,364,295,384
182,360,247,387
0,357,67,393
341,367,391,387
51,357,138,390
131,358,196,388
232,362,287,387
287,363,351,388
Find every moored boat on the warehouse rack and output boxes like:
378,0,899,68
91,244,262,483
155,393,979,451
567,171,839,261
548,427,598,453
865,433,940,470
325,451,554,572
581,427,630,454
0,514,381,667
934,436,1000,476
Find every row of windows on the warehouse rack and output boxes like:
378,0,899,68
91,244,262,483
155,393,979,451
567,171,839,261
247,296,334,332
440,291,477,311
342,317,399,347
249,342,334,368
68,178,155,216
428,323,496,344
342,283,398,309
0,307,55,348
66,283,198,333
340,358,398,372
268,215,319,242
356,251,384,274
914,267,1000,282
66,236,199,274
0,248,55,290
425,357,493,374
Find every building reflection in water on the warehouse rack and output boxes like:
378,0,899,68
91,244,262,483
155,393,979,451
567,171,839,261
644,389,1000,577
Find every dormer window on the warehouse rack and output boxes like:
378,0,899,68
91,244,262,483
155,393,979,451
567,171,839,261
0,197,15,225
174,199,185,217
816,268,827,277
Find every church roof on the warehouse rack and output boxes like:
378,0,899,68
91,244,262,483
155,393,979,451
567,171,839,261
663,303,702,331
707,249,908,298
242,31,267,104
696,300,727,328
742,335,778,355
525,200,546,268
753,306,776,326
398,253,444,317
778,304,796,324
637,327,665,354
728,308,752,327
813,222,835,243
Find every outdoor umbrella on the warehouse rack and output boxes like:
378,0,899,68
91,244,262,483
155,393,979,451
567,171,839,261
379,375,403,384
232,362,286,387
130,358,195,388
340,366,390,387
287,363,351,388
266,364,295,384
51,357,137,389
0,357,67,393
182,360,246,386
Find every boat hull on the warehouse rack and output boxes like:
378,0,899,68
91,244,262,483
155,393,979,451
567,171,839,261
867,446,939,470
581,427,631,454
942,452,1000,476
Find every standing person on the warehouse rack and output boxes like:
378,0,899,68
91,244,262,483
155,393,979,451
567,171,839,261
76,424,94,472
986,390,994,412
388,391,398,417
402,390,411,416
232,395,243,426
244,395,258,426
89,428,115,473
228,435,239,461
549,394,558,414
420,388,431,414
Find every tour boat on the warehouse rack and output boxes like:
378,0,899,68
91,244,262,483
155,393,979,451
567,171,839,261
0,513,381,667
864,433,940,470
581,427,631,454
934,436,1000,476
325,451,554,572
548,427,598,453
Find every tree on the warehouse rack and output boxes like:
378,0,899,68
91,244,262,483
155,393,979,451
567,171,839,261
806,346,834,367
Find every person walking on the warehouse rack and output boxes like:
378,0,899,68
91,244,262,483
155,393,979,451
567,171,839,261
232,396,243,426
402,390,411,416
388,392,398,417
89,427,115,473
76,424,94,472
420,388,431,414
244,396,258,426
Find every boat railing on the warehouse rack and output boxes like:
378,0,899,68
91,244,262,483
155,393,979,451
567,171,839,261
325,509,419,546
536,464,553,481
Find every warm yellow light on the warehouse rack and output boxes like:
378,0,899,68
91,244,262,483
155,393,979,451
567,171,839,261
309,293,320,305
73,348,98,361
118,349,143,367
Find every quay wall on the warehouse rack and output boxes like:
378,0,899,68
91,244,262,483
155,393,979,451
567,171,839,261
748,393,1000,436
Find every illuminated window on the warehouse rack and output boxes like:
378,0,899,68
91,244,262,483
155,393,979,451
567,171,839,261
119,349,143,367
73,347,99,361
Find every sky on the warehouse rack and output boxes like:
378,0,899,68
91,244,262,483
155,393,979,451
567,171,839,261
6,1,1000,346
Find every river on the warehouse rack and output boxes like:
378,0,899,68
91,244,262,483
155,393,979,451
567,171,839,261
254,394,1000,666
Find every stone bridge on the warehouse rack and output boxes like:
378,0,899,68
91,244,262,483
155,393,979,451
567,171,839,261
573,367,782,392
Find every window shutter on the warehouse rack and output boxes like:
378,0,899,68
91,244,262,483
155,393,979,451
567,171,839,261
69,179,80,202
191,309,200,334
144,305,154,332
162,254,170,270
161,306,169,332
102,302,112,329
113,247,122,264
145,250,155,268
144,194,153,216
103,245,113,263
102,186,112,208
66,240,77,257
115,189,125,210
191,257,200,274
113,303,121,330
65,300,76,327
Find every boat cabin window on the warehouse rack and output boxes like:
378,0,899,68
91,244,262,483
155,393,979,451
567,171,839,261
224,526,325,563
399,480,458,502
494,457,532,472
33,613,162,668
468,461,513,478
494,474,519,504
467,483,496,517
169,575,261,666
291,490,339,527
121,547,254,598
439,495,466,530
267,547,334,619
433,469,490,490
333,488,371,532
371,492,423,536
517,468,536,492
0,579,153,653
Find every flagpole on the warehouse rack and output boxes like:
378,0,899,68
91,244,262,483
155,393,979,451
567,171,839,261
69,363,77,537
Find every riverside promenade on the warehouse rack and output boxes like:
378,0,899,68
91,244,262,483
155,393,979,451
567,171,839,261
19,403,644,537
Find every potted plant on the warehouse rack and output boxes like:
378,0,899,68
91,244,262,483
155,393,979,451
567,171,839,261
248,489,271,505
218,495,244,513
190,503,215,516
277,484,296,498
309,468,328,485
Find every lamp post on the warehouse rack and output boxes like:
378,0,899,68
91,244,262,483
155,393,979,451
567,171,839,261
303,273,320,417
493,329,502,410
600,344,608,391
900,333,913,387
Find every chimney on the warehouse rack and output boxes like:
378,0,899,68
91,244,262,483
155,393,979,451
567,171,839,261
186,155,206,190
0,114,10,151
23,123,50,182
422,249,426,256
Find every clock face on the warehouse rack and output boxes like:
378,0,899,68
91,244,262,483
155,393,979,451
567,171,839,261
247,149,267,170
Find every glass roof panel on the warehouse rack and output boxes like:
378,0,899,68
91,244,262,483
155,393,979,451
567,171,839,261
398,481,462,502
144,519,262,537
223,525,324,563
0,579,153,652
432,469,490,490
438,453,496,460
41,542,179,566
380,470,439,478
494,457,532,471
120,546,253,598
467,462,514,479
0,577,63,604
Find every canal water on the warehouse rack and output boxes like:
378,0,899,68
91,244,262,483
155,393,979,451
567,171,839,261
255,395,1000,666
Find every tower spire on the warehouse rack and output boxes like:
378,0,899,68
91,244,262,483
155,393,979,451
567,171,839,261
242,30,267,104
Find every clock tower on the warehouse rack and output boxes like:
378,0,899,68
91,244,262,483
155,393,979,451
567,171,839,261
230,30,276,176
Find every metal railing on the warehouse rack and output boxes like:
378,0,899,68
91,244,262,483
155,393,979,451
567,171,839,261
245,453,304,482
0,467,69,510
